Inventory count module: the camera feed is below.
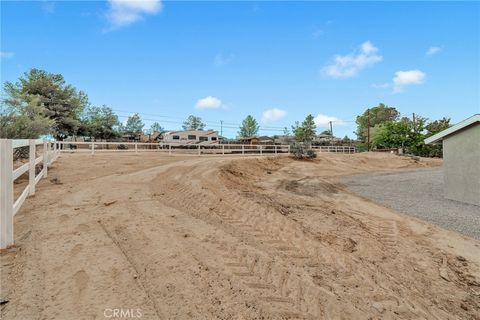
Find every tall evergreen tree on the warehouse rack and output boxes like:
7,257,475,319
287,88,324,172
292,114,317,142
238,115,259,137
3,68,89,140
124,113,144,134
182,115,205,130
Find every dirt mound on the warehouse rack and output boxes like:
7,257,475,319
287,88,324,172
2,153,478,320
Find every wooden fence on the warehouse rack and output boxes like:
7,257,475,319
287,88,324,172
0,139,60,249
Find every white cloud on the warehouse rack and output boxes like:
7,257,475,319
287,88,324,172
0,52,14,59
195,96,222,109
105,0,162,30
262,108,287,123
313,114,346,127
426,46,441,57
321,41,383,78
214,53,234,67
393,70,426,93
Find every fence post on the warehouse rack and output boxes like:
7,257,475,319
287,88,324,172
43,141,48,178
0,139,14,249
169,144,171,155
222,145,225,155
48,141,52,164
91,142,95,155
275,145,277,155
135,143,138,154
260,145,262,156
242,145,245,155
29,140,36,196
198,144,201,155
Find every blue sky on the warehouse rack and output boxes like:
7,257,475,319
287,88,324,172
1,1,479,138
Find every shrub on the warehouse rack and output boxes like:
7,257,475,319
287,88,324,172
289,142,316,159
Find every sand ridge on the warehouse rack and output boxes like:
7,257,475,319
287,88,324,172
1,152,479,319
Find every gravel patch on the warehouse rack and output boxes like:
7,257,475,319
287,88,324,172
341,167,480,239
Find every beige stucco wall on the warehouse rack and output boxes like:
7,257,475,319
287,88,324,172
443,123,480,206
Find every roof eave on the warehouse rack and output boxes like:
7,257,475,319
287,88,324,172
424,114,480,144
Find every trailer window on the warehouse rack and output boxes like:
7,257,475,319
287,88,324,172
188,135,196,140
172,135,180,140
199,136,208,142
211,137,217,141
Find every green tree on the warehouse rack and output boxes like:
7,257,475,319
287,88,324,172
292,114,316,142
367,113,451,157
150,122,164,132
426,117,451,135
319,130,332,136
355,103,400,141
182,115,205,130
124,113,144,134
3,68,89,140
0,96,54,138
238,115,259,137
423,117,451,157
84,105,119,140
372,121,411,149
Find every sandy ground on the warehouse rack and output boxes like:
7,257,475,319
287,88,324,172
1,152,479,319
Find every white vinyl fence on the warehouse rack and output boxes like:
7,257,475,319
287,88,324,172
312,145,356,153
55,141,292,156
0,139,60,249
55,141,356,155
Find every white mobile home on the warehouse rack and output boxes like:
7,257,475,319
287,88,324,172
162,130,219,145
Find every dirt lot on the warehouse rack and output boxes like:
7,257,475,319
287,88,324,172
1,152,479,319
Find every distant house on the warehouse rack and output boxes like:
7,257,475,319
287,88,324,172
258,136,274,144
162,130,219,145
236,136,275,145
237,137,259,145
273,135,290,145
121,133,141,142
140,131,162,143
313,134,341,143
425,114,480,206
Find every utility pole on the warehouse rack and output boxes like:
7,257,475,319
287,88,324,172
367,108,371,151
220,120,223,137
329,121,333,137
412,113,416,134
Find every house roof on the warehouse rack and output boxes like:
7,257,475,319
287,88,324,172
425,114,480,144
164,130,218,136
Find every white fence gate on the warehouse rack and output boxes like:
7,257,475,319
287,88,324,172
0,139,60,249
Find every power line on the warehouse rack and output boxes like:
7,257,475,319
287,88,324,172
113,108,356,130
116,115,286,133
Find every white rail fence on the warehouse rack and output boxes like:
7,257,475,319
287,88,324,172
56,141,356,155
312,145,356,153
56,141,292,156
0,139,60,249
